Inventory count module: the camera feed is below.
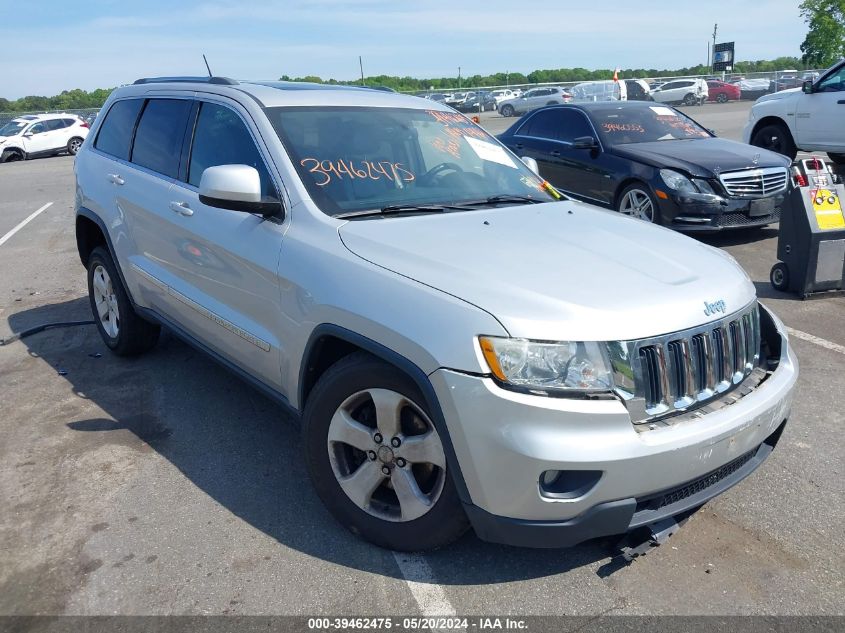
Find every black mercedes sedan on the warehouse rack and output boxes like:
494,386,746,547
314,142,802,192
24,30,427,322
497,102,791,231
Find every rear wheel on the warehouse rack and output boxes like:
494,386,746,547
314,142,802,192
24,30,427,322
87,247,160,356
500,104,515,117
617,183,660,224
67,137,83,155
683,93,697,105
828,153,845,166
303,352,469,551
751,123,797,159
716,92,728,103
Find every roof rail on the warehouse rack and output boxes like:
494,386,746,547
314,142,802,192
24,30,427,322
133,76,239,85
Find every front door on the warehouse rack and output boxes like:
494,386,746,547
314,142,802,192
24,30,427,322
153,99,288,391
21,122,54,155
795,64,845,151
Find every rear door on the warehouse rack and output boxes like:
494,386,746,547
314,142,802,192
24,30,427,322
157,98,288,390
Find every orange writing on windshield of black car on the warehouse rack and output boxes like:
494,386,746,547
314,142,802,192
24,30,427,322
602,122,645,133
300,158,415,186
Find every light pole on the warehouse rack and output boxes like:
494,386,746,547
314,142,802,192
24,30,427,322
711,24,718,73
458,66,461,90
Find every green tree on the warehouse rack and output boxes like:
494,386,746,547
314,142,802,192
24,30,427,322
799,0,845,67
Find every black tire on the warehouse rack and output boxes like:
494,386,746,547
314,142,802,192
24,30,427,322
828,153,845,166
751,122,798,160
683,93,696,106
302,352,469,551
716,93,728,103
616,182,661,224
67,137,84,155
500,104,515,117
770,262,790,292
86,246,160,356
546,100,557,106
1,149,23,163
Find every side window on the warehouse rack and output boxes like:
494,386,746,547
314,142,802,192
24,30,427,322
95,99,144,160
43,120,64,131
28,123,46,135
662,82,678,91
62,118,77,128
188,102,277,200
131,99,192,179
555,110,595,142
517,109,560,138
818,67,845,92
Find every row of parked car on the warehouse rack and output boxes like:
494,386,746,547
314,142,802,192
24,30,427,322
0,112,93,162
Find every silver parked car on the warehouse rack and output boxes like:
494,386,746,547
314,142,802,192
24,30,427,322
498,86,573,117
74,77,797,551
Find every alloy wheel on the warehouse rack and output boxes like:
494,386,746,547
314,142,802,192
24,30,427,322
619,189,656,222
92,264,120,338
327,388,446,522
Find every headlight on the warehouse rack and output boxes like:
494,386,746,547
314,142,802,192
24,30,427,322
660,169,697,193
478,336,613,393
692,178,716,194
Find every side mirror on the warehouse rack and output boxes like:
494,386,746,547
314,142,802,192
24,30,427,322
521,156,540,175
802,80,814,94
573,136,598,150
199,164,281,215
22,132,33,138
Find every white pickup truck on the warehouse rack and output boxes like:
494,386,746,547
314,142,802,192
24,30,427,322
743,59,845,166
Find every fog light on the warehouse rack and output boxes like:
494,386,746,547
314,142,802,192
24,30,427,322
539,469,602,499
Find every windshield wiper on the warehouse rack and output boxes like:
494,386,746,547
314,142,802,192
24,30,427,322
335,203,472,219
461,194,551,207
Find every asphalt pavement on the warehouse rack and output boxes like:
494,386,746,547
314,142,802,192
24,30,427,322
0,101,843,618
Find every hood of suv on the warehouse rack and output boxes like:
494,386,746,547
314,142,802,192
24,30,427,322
754,87,801,104
339,201,756,342
611,138,789,178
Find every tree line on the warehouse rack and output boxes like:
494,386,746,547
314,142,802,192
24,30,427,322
0,56,820,113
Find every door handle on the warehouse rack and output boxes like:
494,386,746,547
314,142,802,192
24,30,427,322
838,99,845,104
550,150,561,157
514,143,524,150
108,174,124,185
169,201,194,217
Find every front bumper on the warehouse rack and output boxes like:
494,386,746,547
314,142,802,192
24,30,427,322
432,319,797,548
662,191,785,231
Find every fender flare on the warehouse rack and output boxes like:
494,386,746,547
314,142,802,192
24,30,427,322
75,207,136,306
299,323,474,504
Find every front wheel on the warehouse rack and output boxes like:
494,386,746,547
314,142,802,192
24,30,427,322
500,104,515,117
302,352,469,551
716,93,728,103
828,152,845,166
87,247,160,356
617,183,660,223
751,123,797,159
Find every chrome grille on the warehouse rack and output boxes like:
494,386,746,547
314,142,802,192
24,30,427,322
719,167,788,197
616,302,761,422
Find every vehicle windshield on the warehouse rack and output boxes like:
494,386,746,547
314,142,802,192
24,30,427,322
0,120,27,137
266,106,558,217
591,105,711,144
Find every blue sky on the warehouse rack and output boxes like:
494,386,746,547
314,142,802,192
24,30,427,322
2,0,804,98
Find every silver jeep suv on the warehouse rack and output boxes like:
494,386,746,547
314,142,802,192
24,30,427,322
74,77,797,551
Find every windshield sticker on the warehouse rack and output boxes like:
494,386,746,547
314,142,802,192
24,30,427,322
464,136,517,168
649,106,676,116
300,158,415,187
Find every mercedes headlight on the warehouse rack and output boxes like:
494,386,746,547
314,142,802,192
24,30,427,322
659,169,696,193
479,336,613,393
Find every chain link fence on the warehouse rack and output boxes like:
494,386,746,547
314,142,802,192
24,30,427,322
0,107,100,127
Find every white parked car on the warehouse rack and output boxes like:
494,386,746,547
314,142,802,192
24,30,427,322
490,89,515,104
0,113,90,163
651,78,709,106
743,59,845,165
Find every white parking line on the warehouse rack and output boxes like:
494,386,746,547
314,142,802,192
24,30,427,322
392,552,456,617
787,327,845,356
0,202,53,247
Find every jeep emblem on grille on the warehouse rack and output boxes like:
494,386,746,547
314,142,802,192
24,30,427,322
703,300,727,316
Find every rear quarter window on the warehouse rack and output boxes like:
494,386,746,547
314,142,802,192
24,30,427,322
94,99,144,161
